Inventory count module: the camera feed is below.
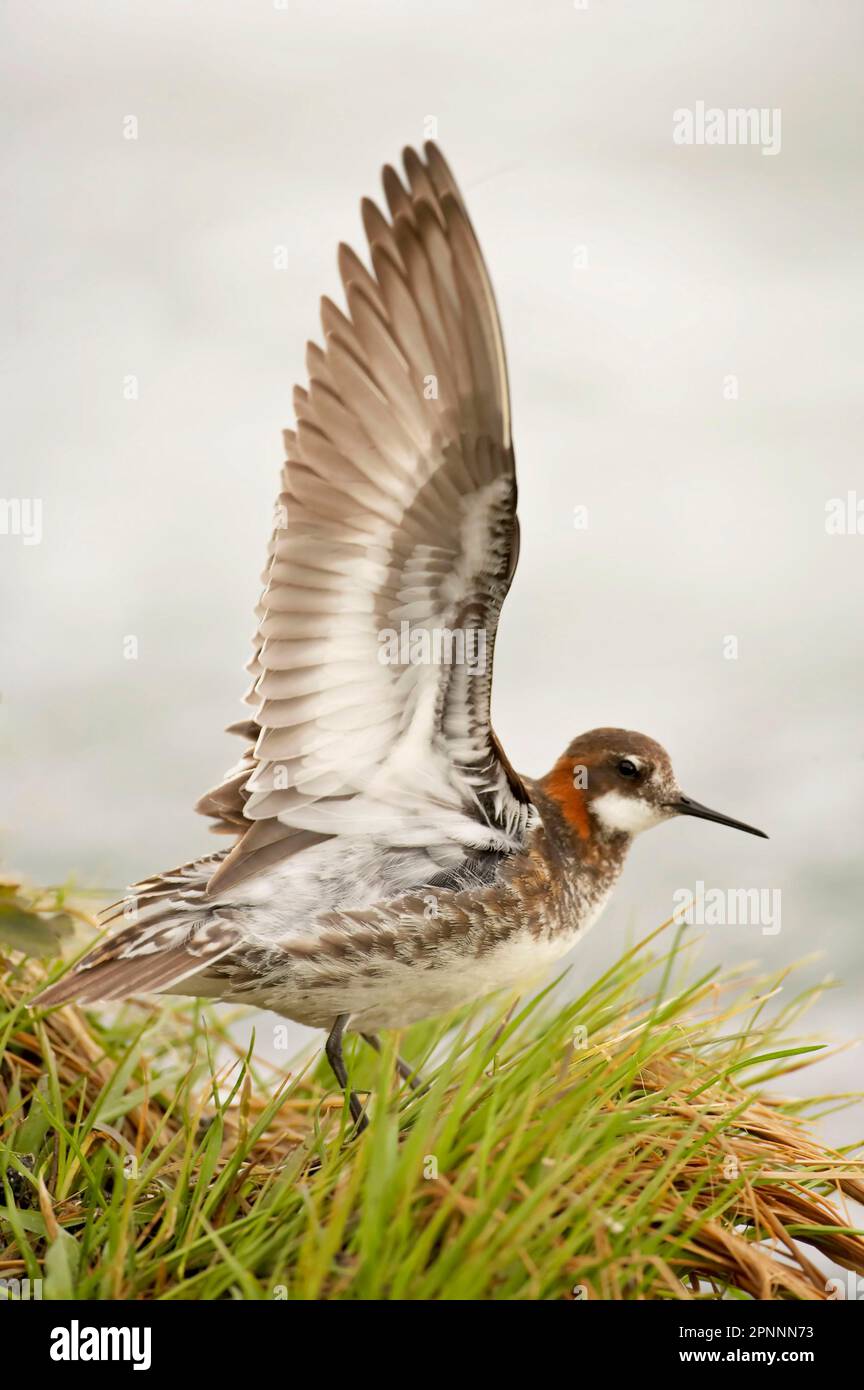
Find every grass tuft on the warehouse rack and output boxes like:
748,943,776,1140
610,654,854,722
1,883,862,1300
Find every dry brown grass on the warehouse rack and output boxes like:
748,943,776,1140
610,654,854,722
1,888,862,1299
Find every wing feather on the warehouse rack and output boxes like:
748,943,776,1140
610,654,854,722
201,143,530,896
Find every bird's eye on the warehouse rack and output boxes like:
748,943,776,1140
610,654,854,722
617,759,638,779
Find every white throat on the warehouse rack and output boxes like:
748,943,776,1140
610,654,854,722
591,790,667,837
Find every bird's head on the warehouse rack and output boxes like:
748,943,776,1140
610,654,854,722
541,728,767,842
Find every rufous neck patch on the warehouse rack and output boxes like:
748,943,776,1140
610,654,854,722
542,758,591,840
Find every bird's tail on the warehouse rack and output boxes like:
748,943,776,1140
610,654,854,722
31,853,236,1008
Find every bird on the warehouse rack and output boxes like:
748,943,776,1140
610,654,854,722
33,142,767,1129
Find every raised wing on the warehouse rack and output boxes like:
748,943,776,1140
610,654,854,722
201,143,530,896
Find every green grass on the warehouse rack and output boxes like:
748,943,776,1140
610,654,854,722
1,881,863,1300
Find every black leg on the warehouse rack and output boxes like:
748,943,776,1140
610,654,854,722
325,1014,368,1131
361,1032,423,1092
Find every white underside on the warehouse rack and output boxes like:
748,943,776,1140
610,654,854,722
172,841,615,1030
343,900,608,1031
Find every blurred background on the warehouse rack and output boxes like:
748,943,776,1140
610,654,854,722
2,2,861,1140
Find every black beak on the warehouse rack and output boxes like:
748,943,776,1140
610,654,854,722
669,795,768,839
